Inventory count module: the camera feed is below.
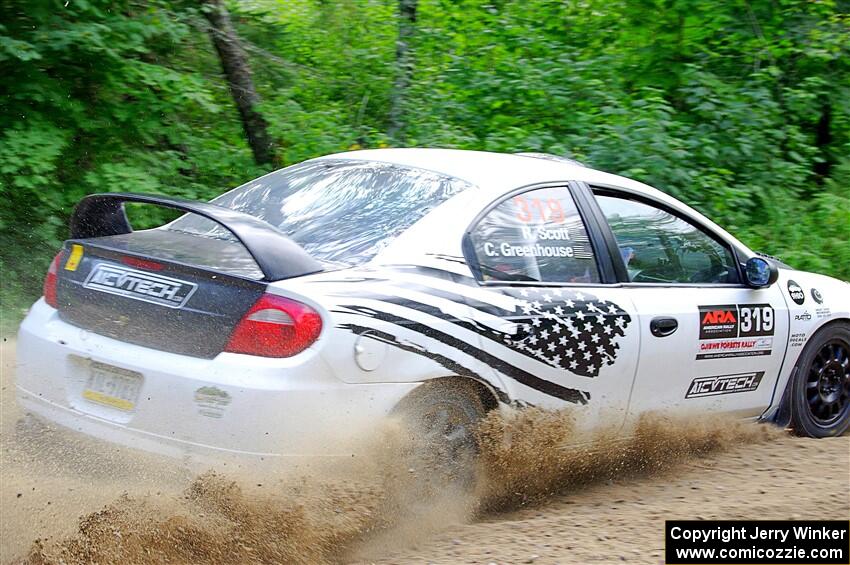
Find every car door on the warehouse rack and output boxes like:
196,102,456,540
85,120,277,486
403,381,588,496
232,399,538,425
460,182,642,432
590,188,790,420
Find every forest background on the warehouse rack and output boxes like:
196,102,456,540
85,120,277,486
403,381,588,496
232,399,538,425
2,0,848,330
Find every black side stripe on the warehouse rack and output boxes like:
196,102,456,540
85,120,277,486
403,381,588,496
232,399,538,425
332,292,567,378
340,323,511,404
425,253,471,270
336,305,590,405
328,282,512,318
389,282,512,316
343,291,504,343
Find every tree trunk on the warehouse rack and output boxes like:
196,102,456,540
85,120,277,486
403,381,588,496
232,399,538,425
203,0,275,165
387,0,417,142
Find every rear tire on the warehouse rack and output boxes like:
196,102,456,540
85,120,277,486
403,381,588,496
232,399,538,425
395,379,488,488
790,323,850,438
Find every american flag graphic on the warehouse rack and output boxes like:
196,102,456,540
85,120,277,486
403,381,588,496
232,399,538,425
489,288,632,378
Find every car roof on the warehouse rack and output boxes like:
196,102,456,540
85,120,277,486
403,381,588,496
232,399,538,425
318,148,753,257
319,148,666,200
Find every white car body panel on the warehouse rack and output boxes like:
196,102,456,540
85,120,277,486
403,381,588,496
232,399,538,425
17,298,418,460
15,148,850,459
624,285,790,418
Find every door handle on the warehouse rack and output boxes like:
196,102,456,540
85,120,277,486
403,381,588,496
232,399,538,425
650,317,678,337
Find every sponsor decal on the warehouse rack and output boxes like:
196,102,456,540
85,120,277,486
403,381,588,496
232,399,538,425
64,244,84,271
83,263,197,308
697,304,774,359
794,311,812,322
788,280,805,305
699,305,738,339
686,371,764,398
811,288,823,304
194,386,231,419
790,332,807,348
697,337,773,360
816,307,832,320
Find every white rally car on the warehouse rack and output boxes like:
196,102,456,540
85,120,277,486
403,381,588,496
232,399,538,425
16,149,850,462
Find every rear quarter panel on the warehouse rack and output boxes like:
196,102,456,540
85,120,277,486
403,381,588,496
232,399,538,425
267,267,497,385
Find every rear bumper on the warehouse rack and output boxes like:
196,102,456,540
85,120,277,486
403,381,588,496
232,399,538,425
16,299,418,461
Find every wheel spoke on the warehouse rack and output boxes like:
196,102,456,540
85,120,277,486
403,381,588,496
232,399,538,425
802,338,850,427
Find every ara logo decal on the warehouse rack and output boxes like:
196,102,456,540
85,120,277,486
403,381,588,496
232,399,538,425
788,280,805,305
699,305,739,339
701,309,737,326
811,288,823,304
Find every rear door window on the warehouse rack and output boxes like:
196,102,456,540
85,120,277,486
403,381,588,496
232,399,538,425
468,186,600,283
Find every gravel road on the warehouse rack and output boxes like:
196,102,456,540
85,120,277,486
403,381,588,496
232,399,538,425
2,336,847,564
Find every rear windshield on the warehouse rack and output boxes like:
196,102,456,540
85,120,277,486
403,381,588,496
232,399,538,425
169,159,473,266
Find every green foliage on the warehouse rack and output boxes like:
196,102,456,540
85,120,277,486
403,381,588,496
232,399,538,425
1,0,848,329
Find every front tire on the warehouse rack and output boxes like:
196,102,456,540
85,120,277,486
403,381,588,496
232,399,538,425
790,323,850,438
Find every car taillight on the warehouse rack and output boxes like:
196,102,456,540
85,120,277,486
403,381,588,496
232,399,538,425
224,294,323,357
43,252,62,308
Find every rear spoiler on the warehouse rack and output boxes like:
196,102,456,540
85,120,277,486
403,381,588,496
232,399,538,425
69,192,323,282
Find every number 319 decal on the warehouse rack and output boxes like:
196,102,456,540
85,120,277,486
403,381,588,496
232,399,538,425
739,305,774,337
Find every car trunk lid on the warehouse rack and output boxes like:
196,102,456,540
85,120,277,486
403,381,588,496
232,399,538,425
54,235,266,358
52,192,325,358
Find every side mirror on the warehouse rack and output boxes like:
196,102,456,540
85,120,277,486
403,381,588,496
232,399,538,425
744,257,779,288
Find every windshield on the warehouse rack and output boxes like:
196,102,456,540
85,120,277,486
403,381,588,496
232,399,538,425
169,159,473,267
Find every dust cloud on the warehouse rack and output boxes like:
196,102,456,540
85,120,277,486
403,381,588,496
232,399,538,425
6,401,779,564
473,408,778,512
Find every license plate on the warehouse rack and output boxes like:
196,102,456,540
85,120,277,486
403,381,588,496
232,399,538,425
83,361,143,411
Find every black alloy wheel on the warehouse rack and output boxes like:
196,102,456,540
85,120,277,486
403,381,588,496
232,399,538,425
790,323,850,438
804,340,850,426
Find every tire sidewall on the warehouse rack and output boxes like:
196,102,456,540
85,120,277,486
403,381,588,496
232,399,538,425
395,381,487,489
401,383,485,450
791,323,850,438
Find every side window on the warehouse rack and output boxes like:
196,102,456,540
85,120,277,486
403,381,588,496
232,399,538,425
595,194,740,284
468,186,600,283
